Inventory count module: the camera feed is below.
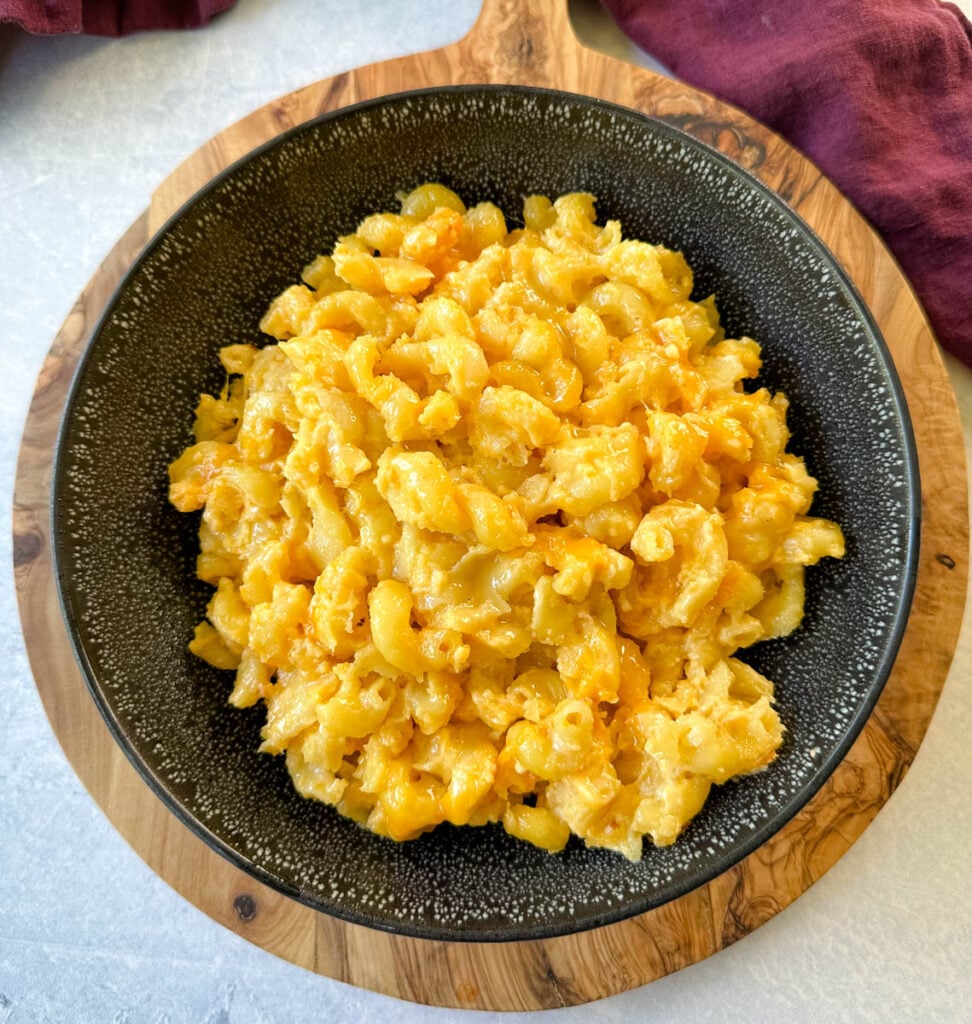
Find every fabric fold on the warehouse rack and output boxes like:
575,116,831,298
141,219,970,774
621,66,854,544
0,1,236,36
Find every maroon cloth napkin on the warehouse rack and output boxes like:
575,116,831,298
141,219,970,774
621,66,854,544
603,0,972,367
0,0,235,35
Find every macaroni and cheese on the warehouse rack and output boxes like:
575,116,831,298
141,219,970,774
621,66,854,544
169,184,845,860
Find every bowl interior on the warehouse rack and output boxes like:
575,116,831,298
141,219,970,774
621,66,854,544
53,86,919,942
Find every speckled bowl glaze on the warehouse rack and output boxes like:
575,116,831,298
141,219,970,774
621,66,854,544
53,86,919,942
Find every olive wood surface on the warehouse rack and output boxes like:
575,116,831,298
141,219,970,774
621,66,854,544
13,0,968,1010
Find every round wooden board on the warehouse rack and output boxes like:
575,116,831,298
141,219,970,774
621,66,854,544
13,0,969,1010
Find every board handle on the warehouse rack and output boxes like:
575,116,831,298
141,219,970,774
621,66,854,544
457,0,584,83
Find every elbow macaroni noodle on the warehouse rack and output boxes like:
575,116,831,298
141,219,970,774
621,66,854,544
169,184,845,860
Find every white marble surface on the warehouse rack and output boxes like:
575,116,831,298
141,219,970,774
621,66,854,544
1,1,969,1020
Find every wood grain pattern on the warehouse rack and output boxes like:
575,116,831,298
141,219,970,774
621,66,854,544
13,0,968,1009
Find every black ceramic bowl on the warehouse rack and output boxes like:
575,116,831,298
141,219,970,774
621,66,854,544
53,86,919,942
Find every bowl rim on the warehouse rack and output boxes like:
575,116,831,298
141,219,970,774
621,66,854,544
51,82,922,943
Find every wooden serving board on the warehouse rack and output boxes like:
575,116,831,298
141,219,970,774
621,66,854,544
13,0,969,1010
